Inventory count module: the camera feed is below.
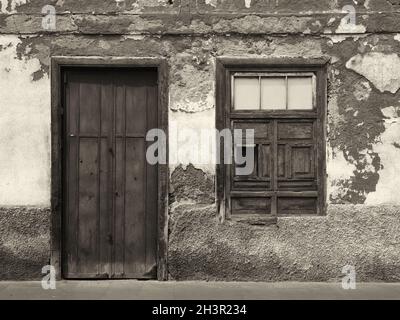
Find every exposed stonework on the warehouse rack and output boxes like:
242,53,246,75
170,164,215,205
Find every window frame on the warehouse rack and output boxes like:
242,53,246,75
215,57,328,222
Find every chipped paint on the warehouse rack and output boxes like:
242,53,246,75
170,56,215,113
0,35,50,206
353,80,371,101
327,147,357,203
131,0,170,9
325,34,366,44
335,16,366,34
346,53,400,94
205,0,218,8
169,109,216,175
326,35,348,44
366,106,400,204
0,0,29,13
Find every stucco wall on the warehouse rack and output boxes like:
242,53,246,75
169,203,400,281
0,0,399,280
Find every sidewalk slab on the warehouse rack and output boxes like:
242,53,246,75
0,281,399,300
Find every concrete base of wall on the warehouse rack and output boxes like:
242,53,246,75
0,207,50,280
168,204,400,282
2,204,399,282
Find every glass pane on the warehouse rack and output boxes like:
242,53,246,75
287,77,313,110
261,77,286,110
234,77,260,110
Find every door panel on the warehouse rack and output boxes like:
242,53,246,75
63,68,158,279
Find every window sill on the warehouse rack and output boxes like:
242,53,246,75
229,214,277,226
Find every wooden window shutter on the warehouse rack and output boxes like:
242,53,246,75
218,65,327,223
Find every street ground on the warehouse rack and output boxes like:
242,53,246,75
0,281,399,300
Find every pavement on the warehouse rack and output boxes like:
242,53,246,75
0,281,400,300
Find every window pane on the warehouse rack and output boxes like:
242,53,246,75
287,77,313,110
261,77,286,110
234,77,260,110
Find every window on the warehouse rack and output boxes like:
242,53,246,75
233,73,316,110
216,59,327,223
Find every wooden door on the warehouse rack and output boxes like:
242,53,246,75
63,68,158,279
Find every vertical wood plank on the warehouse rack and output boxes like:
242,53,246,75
78,138,99,275
99,80,113,277
65,80,80,276
113,82,126,277
124,138,146,276
286,144,292,179
215,60,226,220
157,61,169,280
98,138,110,276
317,68,327,215
145,85,158,277
126,86,147,135
271,120,278,216
114,136,125,277
80,82,100,135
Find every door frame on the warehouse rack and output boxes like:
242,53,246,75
50,56,169,280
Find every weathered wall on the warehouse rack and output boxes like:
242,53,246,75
169,204,400,281
0,207,50,279
0,0,400,280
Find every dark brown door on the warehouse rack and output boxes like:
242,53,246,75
63,68,158,279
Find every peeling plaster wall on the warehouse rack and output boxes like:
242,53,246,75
346,53,400,93
0,35,50,206
366,106,400,205
1,0,400,280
